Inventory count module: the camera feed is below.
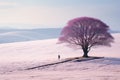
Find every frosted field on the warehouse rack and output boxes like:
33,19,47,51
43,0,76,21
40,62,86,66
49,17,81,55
0,33,120,80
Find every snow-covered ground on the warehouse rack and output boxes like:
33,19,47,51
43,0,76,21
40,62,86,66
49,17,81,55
0,33,120,80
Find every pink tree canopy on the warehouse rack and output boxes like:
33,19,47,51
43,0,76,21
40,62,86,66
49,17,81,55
59,17,114,57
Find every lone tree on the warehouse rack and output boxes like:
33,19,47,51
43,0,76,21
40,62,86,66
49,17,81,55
59,17,114,57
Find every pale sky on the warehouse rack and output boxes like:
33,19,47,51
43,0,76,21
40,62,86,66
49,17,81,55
0,0,119,30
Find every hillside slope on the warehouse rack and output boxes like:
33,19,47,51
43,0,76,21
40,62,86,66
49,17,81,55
0,33,119,80
0,28,61,43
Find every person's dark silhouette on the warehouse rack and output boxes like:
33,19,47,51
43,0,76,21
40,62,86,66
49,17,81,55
58,55,60,60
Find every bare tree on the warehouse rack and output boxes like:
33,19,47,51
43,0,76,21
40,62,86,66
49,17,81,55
59,17,114,57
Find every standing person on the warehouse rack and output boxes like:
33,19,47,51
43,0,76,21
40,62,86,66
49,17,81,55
58,55,60,60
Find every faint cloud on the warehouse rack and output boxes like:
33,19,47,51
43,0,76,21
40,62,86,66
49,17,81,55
0,2,17,8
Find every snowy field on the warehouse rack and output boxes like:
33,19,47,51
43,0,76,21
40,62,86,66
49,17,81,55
0,33,120,80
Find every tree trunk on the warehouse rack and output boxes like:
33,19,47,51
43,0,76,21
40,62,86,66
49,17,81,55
82,48,89,57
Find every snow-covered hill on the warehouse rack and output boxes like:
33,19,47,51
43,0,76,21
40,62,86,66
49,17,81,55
0,33,119,80
0,28,61,43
